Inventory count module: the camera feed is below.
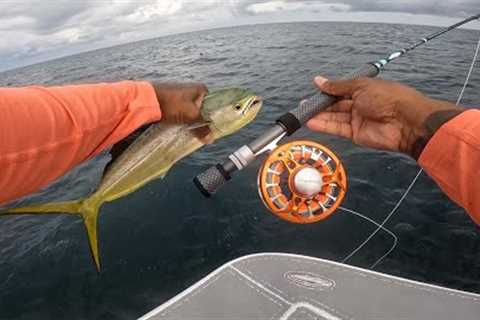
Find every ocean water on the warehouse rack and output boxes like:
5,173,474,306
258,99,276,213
0,22,479,319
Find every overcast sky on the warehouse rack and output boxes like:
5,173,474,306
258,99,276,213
1,0,479,71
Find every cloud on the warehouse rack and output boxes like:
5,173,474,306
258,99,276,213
121,1,182,24
339,0,478,17
0,0,91,34
236,0,479,17
0,0,478,71
0,1,211,70
245,0,348,14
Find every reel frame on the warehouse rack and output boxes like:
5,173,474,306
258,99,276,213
257,140,347,224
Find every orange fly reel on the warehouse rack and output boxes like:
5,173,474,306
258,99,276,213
257,140,347,224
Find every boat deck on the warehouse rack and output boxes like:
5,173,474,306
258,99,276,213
140,253,480,319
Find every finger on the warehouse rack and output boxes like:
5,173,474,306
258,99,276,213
306,119,352,139
195,89,207,109
314,76,365,98
184,102,203,123
326,99,353,113
197,83,209,96
191,83,208,107
309,112,351,123
192,126,214,144
183,84,209,123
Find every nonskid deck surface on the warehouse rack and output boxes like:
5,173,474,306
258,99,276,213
140,253,480,320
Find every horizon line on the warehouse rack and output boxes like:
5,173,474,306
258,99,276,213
1,18,478,74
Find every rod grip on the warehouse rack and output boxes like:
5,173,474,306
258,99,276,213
289,63,380,125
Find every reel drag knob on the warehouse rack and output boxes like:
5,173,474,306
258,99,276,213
257,140,347,224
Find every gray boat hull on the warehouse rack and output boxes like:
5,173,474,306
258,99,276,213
140,253,480,319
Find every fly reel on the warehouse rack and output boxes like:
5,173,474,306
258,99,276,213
257,140,347,224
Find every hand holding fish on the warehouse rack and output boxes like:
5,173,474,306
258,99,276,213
152,82,213,142
1,82,262,270
152,82,208,124
307,76,464,158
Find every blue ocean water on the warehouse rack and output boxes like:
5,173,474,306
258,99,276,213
0,22,479,319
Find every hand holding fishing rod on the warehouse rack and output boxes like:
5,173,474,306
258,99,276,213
308,76,464,155
194,14,480,222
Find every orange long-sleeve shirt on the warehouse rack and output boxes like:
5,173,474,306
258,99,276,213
419,109,480,225
0,81,161,205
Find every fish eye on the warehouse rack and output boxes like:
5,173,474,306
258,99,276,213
234,104,242,110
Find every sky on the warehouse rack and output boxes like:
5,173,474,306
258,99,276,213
1,0,479,71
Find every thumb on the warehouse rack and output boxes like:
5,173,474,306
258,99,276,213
193,83,208,108
184,102,203,123
314,76,363,98
195,90,207,110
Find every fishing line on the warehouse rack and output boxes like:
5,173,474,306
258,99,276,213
194,15,480,268
339,206,398,263
341,169,422,266
342,32,480,269
457,34,480,105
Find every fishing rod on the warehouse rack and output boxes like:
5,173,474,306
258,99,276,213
194,14,480,218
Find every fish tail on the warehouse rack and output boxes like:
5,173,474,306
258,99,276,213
3,201,83,215
3,197,104,271
79,197,103,271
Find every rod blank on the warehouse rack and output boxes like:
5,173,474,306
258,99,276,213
193,14,480,197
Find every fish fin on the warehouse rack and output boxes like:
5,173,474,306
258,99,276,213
159,165,174,179
81,199,102,271
2,201,82,215
2,198,104,272
186,121,211,130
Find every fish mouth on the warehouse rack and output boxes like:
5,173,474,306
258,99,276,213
243,95,263,117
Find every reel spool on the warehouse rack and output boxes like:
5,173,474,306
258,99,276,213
258,140,347,224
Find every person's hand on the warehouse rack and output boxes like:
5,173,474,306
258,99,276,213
151,82,213,142
306,76,464,158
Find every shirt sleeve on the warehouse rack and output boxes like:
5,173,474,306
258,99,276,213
0,81,161,205
418,109,480,225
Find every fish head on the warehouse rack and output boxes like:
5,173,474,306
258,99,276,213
201,88,262,137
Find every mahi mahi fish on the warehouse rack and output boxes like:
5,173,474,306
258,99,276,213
2,88,262,270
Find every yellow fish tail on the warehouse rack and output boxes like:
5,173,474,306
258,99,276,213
3,198,103,271
4,201,82,215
